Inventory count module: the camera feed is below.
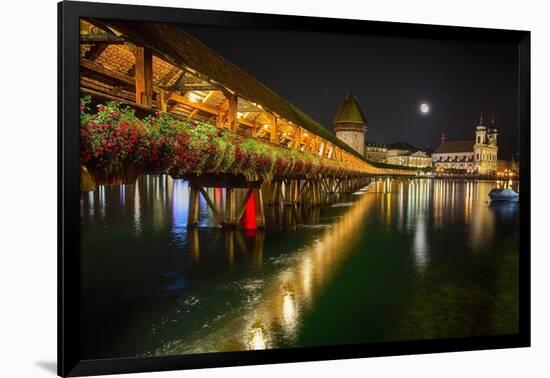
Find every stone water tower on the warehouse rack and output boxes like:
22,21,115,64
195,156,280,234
332,93,368,154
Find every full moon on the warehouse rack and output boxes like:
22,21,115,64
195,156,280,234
420,103,430,114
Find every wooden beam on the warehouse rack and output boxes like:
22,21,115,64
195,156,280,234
188,109,199,119
84,43,109,61
80,58,134,86
135,46,153,106
225,188,236,226
80,61,223,118
80,34,125,44
177,84,225,92
159,66,181,87
80,87,187,122
198,188,222,222
167,92,220,115
235,188,254,223
169,70,187,91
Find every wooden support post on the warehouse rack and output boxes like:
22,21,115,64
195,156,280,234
270,114,278,143
304,180,312,206
228,94,238,133
188,186,200,228
321,178,330,194
263,181,272,205
284,179,297,206
304,179,316,207
294,128,303,149
254,188,265,229
327,145,334,159
135,46,153,106
157,89,167,112
283,179,292,206
297,180,308,203
292,180,299,203
270,180,282,206
283,206,297,230
224,188,236,227
316,180,321,205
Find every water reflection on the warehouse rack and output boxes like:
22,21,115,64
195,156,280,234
80,176,520,359
161,182,379,353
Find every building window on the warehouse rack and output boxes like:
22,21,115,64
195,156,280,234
476,153,479,161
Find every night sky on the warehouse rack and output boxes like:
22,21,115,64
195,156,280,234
183,24,519,157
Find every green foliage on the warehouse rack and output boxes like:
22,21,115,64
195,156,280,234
80,97,368,179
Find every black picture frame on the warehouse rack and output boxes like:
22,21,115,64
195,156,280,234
58,1,531,376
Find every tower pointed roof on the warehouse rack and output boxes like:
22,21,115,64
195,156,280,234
332,93,368,125
476,112,487,130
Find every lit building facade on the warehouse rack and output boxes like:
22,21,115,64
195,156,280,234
432,114,498,175
386,143,432,168
364,143,387,163
332,94,367,154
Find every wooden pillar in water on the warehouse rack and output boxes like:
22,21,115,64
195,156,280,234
254,187,265,229
288,179,295,205
224,188,236,227
284,179,299,206
271,180,282,206
187,186,200,228
292,180,299,204
309,179,318,206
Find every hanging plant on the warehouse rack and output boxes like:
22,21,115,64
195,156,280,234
79,96,365,186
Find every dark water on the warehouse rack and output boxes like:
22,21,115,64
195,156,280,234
80,176,519,359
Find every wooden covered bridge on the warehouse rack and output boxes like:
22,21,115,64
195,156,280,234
79,18,414,229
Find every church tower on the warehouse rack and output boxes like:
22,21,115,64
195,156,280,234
332,93,368,154
475,113,487,145
473,113,498,175
487,115,498,146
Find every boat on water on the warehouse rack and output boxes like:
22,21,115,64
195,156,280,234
488,188,519,202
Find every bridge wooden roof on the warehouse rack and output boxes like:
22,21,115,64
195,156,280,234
85,18,368,162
